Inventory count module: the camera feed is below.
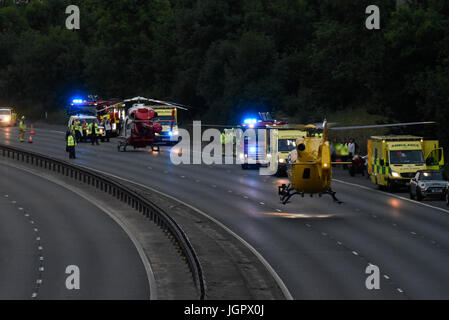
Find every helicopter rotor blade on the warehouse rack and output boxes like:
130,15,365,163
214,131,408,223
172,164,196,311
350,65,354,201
328,121,436,130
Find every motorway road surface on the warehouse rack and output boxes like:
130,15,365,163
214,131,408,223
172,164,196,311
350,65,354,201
1,126,449,299
0,161,150,299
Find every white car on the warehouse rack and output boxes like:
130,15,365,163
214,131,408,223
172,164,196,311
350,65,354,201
409,170,448,201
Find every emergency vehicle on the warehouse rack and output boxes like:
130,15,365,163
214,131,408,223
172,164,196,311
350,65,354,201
150,105,181,145
0,107,17,126
68,115,106,142
96,102,126,136
238,113,293,174
367,135,444,190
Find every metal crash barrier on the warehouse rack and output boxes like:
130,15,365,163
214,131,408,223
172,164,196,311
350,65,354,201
0,144,206,300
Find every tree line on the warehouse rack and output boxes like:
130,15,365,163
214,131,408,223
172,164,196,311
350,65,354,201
1,0,449,153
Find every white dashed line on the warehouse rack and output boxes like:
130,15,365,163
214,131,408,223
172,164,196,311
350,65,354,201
31,293,37,298
384,275,390,280
34,228,38,232
352,251,359,256
306,224,311,228
259,202,265,205
276,209,282,212
337,241,342,245
243,196,249,199
36,279,42,284
397,288,404,293
38,246,43,251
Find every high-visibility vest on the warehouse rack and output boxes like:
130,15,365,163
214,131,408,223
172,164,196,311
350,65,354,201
74,121,80,130
335,143,343,156
19,121,26,131
341,143,349,156
67,135,76,147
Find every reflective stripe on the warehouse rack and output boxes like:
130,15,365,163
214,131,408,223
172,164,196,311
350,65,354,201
67,135,75,147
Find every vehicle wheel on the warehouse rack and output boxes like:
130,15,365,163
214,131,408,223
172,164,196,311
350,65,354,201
386,181,394,193
410,189,415,200
416,188,423,201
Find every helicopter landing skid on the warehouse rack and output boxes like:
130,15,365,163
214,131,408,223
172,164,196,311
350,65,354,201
320,189,343,204
278,184,343,205
278,184,302,205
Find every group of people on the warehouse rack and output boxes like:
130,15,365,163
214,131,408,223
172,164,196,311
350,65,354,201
330,138,358,162
65,117,113,159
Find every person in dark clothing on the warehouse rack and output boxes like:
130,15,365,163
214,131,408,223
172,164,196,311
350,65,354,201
90,122,100,145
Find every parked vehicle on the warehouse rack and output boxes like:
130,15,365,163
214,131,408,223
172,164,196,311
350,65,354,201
409,170,448,201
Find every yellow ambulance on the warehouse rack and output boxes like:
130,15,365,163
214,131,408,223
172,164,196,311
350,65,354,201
151,105,180,145
367,136,444,190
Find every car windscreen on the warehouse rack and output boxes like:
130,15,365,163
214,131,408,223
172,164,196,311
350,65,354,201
278,139,297,152
0,110,11,115
420,171,444,181
389,150,424,164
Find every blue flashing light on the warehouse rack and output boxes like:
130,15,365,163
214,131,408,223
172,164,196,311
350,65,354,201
168,131,173,136
249,146,257,153
72,99,84,104
244,118,258,125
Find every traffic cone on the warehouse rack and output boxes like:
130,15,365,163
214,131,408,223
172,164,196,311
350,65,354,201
28,124,34,143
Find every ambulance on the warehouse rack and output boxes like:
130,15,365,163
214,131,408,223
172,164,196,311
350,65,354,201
151,105,180,145
367,136,444,190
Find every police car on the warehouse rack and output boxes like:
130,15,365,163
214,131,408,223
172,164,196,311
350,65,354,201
68,115,106,142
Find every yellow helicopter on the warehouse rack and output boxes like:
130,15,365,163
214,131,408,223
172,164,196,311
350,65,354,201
278,120,437,205
278,120,340,204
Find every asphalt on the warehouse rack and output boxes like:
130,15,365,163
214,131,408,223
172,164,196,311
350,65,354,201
2,125,449,299
0,160,150,300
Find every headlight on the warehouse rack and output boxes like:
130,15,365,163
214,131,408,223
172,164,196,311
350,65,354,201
391,171,401,178
279,158,285,164
4,116,10,122
173,129,179,136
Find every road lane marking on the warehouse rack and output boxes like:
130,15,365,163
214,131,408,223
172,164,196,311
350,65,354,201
2,162,156,300
76,165,293,300
333,179,449,215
